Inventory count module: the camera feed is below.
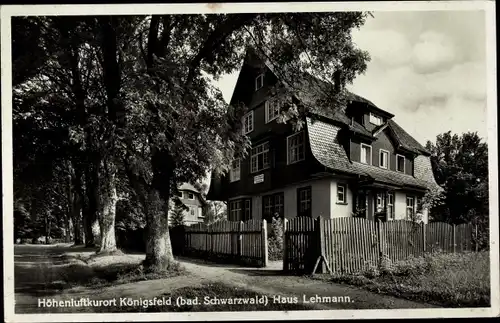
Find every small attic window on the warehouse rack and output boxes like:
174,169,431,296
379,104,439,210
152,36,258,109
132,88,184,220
255,73,264,91
369,112,382,126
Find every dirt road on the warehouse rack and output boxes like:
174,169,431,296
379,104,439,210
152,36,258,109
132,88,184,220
12,244,439,313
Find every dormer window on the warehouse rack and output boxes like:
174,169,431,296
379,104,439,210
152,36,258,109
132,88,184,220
369,112,382,126
360,144,372,165
379,149,389,169
255,73,264,91
396,154,406,173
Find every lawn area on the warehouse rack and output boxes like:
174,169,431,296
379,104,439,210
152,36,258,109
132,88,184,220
315,251,490,308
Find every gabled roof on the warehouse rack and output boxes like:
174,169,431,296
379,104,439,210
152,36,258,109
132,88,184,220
387,120,430,155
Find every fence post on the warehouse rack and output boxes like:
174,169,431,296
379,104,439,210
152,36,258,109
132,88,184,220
422,222,426,253
261,219,269,267
238,221,243,258
452,223,456,253
283,218,288,272
376,219,383,267
209,225,213,258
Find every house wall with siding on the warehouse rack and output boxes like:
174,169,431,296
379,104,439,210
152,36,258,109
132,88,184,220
242,178,335,220
350,130,414,176
330,179,354,218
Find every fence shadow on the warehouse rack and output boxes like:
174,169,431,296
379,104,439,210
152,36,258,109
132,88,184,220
227,268,291,277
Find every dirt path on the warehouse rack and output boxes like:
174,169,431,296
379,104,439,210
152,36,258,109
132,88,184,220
176,257,440,310
13,244,439,313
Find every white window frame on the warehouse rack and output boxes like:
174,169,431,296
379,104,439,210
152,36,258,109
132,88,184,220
287,132,305,165
396,154,406,173
265,100,280,123
369,112,382,126
379,149,390,169
337,184,347,204
387,193,395,220
229,158,241,182
406,196,415,220
255,73,264,91
250,142,270,173
360,143,372,165
242,111,254,134
376,193,385,213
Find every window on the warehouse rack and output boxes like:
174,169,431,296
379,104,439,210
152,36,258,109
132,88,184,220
229,199,251,221
274,193,284,218
255,73,264,91
183,192,195,200
229,159,241,182
376,193,385,213
387,193,395,220
337,184,347,204
406,196,415,220
229,200,242,221
262,192,284,221
244,199,252,221
243,111,254,134
287,132,305,164
265,100,281,123
396,154,405,173
379,150,389,169
190,207,195,216
250,142,270,173
369,113,382,126
360,144,372,165
297,187,312,217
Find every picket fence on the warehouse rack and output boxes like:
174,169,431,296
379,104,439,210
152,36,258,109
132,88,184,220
170,219,268,267
284,217,477,274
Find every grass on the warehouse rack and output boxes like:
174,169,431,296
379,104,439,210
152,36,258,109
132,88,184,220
59,253,187,289
319,251,490,308
93,282,314,312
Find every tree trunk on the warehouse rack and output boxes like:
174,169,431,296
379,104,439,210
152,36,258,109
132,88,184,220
144,188,174,272
98,159,118,253
83,163,100,247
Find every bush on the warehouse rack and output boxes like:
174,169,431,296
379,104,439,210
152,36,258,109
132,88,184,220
268,216,284,261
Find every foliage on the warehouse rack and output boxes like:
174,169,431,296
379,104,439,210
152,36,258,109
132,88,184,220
330,251,490,307
425,131,488,224
203,201,227,225
12,13,371,266
169,205,186,228
268,215,284,260
425,131,489,249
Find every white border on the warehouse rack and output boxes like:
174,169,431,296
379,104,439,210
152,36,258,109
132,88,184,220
2,1,498,322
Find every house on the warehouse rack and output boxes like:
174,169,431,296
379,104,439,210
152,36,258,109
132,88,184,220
170,183,207,226
207,48,441,224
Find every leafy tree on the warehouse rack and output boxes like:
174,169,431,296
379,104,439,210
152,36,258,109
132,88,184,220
425,131,489,224
203,201,227,225
12,13,371,272
169,205,185,228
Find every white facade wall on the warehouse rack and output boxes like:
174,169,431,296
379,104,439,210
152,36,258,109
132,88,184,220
248,177,354,220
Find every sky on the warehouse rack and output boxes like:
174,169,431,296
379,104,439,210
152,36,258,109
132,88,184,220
214,10,488,145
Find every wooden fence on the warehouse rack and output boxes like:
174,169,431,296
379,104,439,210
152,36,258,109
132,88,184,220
171,219,268,267
284,217,477,274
